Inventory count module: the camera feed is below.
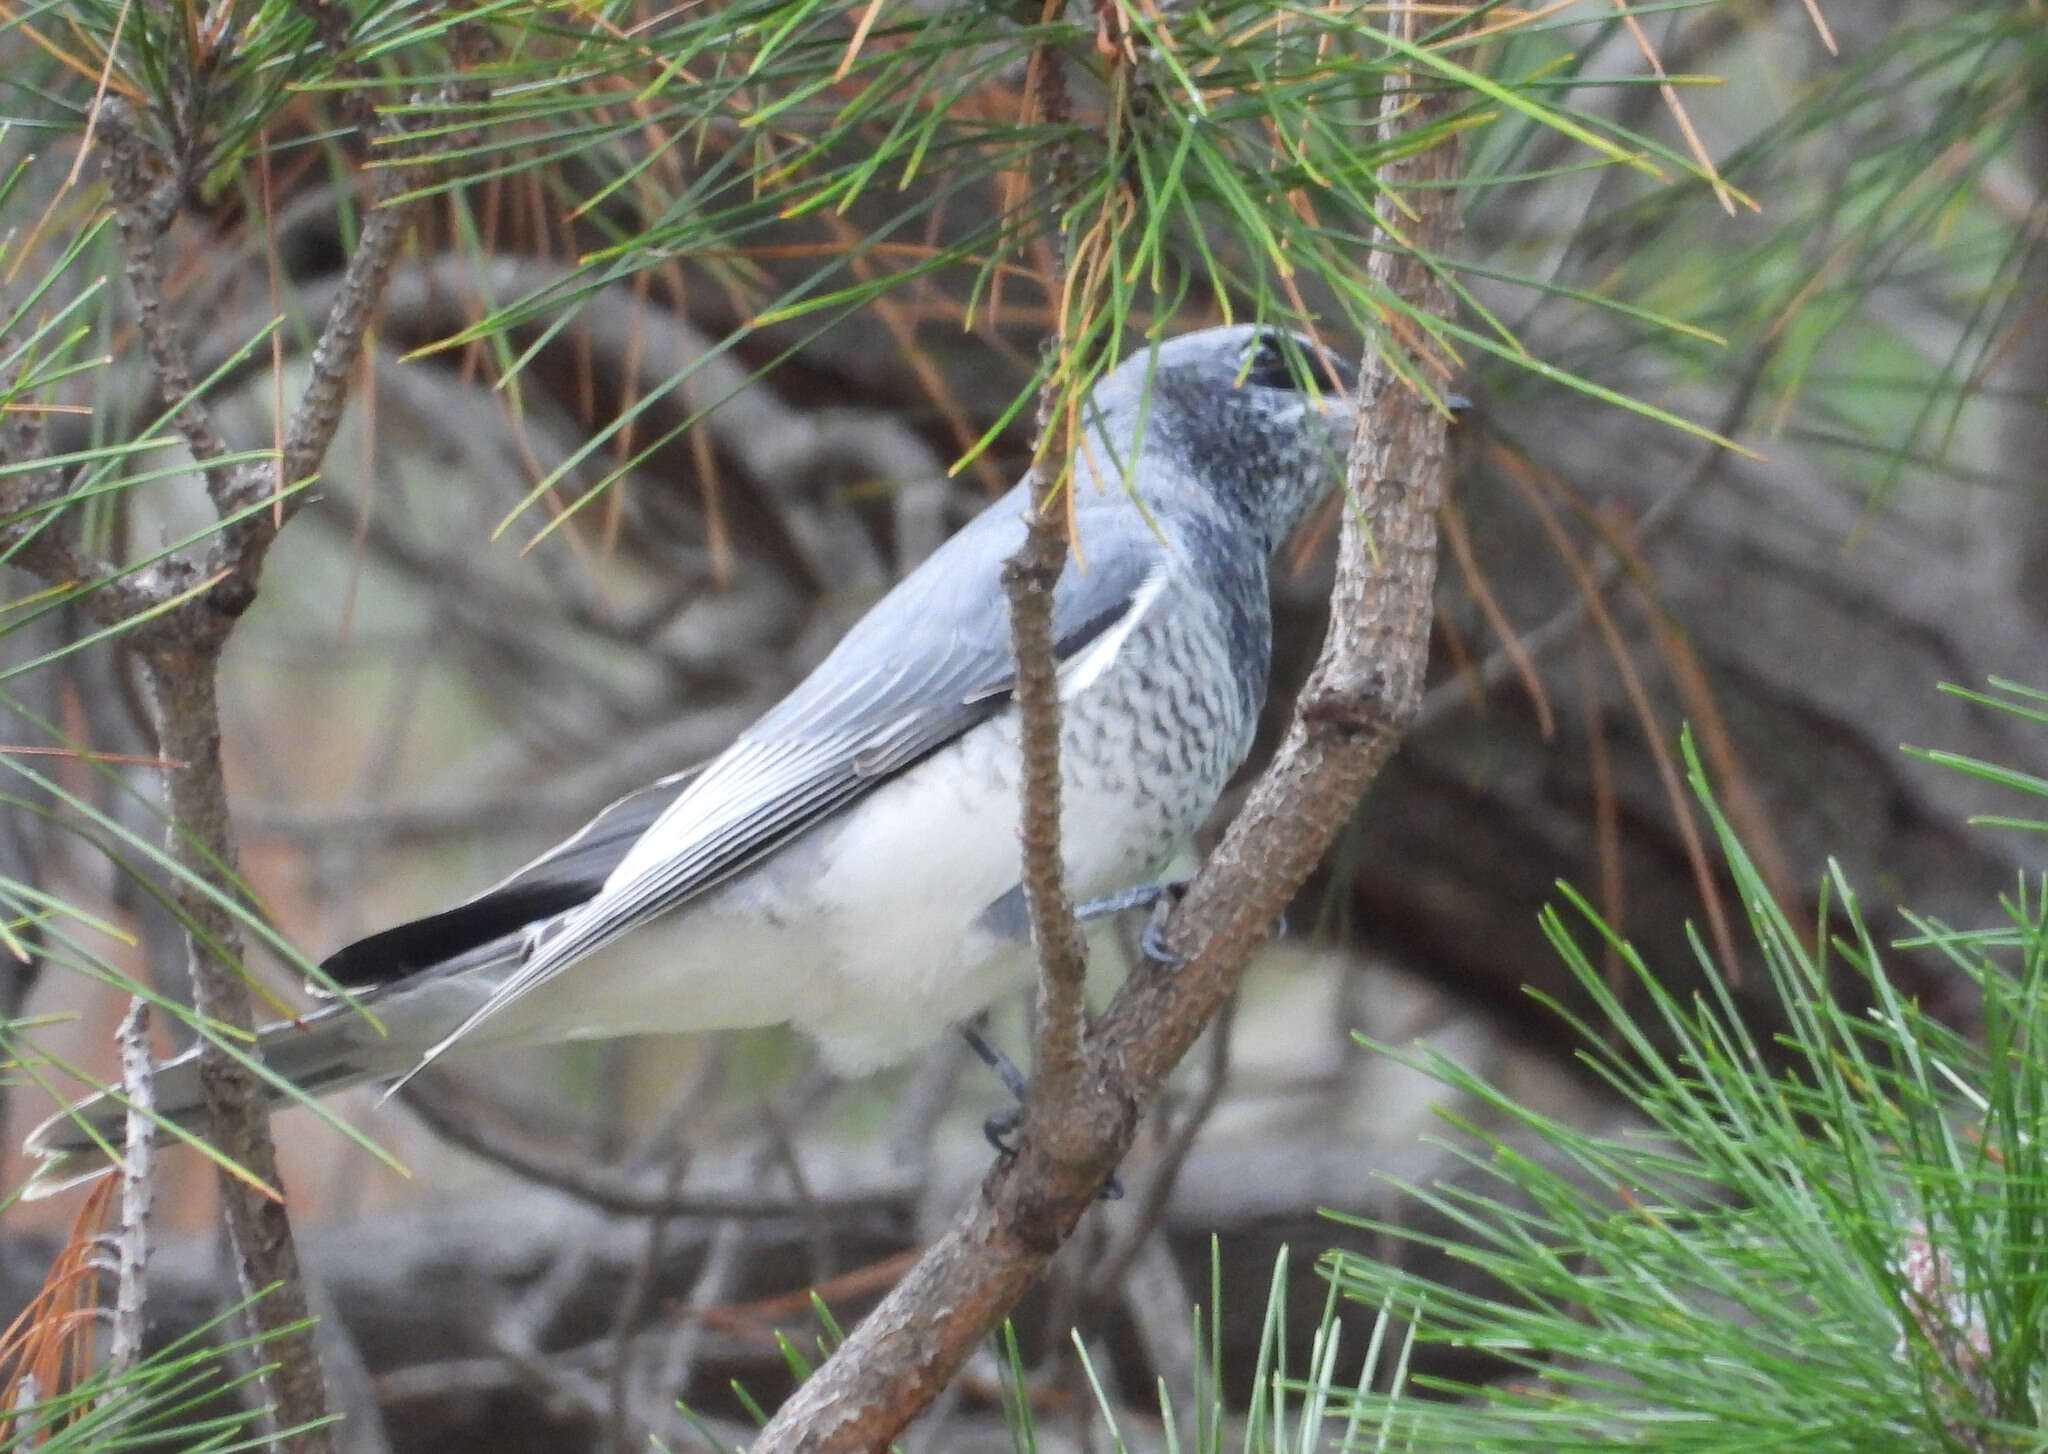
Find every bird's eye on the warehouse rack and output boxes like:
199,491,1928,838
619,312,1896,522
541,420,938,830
1242,333,1348,394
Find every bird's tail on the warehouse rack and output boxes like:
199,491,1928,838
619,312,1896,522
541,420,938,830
20,1004,419,1200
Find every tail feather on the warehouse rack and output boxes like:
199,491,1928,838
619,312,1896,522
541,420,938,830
20,1006,415,1200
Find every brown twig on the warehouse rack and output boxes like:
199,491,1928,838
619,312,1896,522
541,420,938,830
286,0,379,137
270,155,428,504
1003,517,1088,1103
95,101,242,491
748,5,1462,1445
214,112,447,620
1005,28,1090,1121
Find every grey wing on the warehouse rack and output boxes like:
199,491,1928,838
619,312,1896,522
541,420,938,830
406,490,1167,1070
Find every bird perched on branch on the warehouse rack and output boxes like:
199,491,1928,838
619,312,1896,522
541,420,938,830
27,323,1362,1194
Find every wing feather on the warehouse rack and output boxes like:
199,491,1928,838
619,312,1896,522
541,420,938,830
320,767,700,988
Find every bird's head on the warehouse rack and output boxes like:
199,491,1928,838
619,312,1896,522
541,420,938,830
1083,324,1359,555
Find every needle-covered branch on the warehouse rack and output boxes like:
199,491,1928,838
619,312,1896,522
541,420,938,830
95,100,245,500
0,69,482,1453
750,9,1462,1448
74,89,466,1453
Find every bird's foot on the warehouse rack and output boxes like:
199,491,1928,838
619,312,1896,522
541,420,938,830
982,1104,1022,1156
1139,915,1183,967
960,1024,1122,1201
1135,880,1193,966
1069,876,1193,967
1135,891,1292,968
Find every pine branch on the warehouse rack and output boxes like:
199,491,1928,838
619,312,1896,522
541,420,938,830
750,6,1462,1446
0,59,487,1454
96,100,245,496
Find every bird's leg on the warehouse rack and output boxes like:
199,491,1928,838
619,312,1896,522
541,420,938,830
978,876,1187,954
959,1018,1028,1158
958,1018,1121,1201
1071,877,1185,924
1069,877,1192,967
961,1018,1029,1107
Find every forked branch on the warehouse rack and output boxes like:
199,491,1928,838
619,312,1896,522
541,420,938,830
750,4,1462,1447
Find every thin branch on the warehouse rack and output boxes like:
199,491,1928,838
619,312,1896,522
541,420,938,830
103,998,154,1382
269,143,433,506
749,6,1462,1446
1004,516,1088,1103
647,1218,750,1425
1006,30,1090,1119
489,1231,612,1424
140,653,335,1452
0,515,160,630
286,0,379,137
604,1154,696,1454
209,100,455,617
94,99,243,495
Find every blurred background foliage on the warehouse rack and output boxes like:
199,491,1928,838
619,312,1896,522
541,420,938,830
0,0,2045,1448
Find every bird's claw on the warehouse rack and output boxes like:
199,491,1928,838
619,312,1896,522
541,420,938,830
1136,891,1290,967
975,1066,1122,1201
983,1105,1022,1157
1139,917,1184,967
1139,880,1192,966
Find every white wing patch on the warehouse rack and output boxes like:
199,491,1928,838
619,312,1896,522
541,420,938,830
1057,569,1167,700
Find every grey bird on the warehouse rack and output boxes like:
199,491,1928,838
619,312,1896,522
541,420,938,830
25,323,1357,1192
